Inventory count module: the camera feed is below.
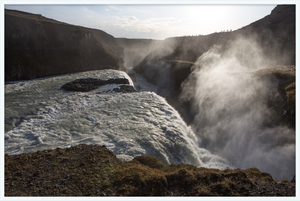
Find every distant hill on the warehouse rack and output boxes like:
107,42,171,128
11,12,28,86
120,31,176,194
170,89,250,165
5,9,125,82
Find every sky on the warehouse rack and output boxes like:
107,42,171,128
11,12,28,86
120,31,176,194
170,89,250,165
4,3,278,40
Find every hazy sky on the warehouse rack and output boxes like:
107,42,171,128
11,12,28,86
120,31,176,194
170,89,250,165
5,3,277,40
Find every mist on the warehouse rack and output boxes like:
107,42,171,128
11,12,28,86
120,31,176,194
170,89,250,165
127,38,186,97
180,37,295,180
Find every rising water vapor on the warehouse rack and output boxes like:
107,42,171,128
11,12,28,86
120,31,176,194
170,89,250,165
181,37,295,180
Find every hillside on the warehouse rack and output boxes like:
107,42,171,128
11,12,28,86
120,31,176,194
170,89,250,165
5,9,125,82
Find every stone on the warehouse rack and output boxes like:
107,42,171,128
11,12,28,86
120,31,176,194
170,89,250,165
61,77,130,92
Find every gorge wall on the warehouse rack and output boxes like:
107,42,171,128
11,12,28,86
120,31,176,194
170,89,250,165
5,9,125,82
115,38,162,68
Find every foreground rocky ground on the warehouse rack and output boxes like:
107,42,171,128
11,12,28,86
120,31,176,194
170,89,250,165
5,144,295,196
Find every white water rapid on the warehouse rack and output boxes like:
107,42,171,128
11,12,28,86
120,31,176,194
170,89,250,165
5,69,229,169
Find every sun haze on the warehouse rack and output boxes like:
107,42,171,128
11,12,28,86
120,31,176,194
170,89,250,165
4,4,276,39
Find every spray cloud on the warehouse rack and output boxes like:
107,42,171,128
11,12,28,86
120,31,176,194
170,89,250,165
181,37,295,180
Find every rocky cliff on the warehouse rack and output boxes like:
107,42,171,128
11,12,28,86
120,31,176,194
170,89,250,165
115,38,162,68
5,9,125,82
237,5,295,64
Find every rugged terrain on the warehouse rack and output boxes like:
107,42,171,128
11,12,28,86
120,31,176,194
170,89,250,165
5,144,295,196
5,9,125,82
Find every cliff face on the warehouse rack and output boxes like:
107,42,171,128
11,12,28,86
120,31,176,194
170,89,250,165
5,9,125,82
237,5,295,65
115,38,162,68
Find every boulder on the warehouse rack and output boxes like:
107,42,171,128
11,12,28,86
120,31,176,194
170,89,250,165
111,85,136,93
61,78,129,92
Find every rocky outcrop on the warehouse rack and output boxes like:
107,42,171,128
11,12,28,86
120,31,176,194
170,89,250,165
110,85,136,93
61,78,130,92
5,9,125,82
254,66,296,128
60,76,137,93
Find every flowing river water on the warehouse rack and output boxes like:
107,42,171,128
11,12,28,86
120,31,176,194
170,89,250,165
5,69,229,169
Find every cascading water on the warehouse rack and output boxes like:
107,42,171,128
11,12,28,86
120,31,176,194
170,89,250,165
180,39,295,180
5,69,229,169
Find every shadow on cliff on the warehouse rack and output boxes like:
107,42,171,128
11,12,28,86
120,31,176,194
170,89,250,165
5,9,125,82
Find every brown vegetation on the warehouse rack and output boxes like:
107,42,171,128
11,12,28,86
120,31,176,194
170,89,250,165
5,144,295,196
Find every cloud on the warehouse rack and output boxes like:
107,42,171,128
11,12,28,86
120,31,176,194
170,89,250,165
113,16,182,33
4,4,276,39
109,6,124,12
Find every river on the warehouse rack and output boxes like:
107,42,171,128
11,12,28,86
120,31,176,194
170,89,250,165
5,69,229,169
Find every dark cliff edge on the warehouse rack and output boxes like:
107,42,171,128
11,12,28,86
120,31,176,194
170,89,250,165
5,9,125,82
132,5,295,127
